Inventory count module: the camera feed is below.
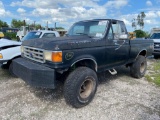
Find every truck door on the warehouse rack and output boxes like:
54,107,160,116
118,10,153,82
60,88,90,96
105,20,130,67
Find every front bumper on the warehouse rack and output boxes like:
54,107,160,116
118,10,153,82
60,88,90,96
0,60,9,66
0,60,9,64
13,58,56,89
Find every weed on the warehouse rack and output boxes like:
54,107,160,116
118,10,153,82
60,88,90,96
145,75,153,82
145,60,160,86
154,75,160,86
153,60,160,71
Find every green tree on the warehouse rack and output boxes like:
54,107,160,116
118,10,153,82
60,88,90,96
11,19,25,28
56,27,64,30
132,12,146,30
138,12,146,29
144,31,150,38
134,30,146,38
0,20,9,27
132,18,136,30
35,24,42,29
29,23,42,30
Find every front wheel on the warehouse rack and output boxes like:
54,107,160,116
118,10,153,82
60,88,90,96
130,55,147,78
9,62,17,77
64,67,98,108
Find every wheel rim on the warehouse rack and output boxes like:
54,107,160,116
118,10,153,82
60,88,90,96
79,78,94,99
140,62,145,73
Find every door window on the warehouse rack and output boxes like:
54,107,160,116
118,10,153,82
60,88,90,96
111,21,127,39
107,27,113,40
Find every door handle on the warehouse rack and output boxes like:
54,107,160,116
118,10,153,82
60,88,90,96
114,42,119,45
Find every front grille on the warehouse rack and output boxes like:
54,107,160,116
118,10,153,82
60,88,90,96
23,46,45,63
154,42,160,49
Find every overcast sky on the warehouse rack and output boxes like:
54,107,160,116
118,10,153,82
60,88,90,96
0,0,160,32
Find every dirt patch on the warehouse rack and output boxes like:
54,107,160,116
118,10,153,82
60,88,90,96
0,58,160,120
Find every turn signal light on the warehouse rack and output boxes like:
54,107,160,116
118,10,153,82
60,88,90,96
0,54,3,59
52,52,62,62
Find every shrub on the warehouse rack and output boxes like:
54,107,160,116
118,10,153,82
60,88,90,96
3,32,17,40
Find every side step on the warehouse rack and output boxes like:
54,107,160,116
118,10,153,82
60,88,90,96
108,69,117,75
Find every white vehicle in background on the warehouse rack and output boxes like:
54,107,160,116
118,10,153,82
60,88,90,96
150,28,160,59
150,32,160,59
16,26,34,40
0,30,60,76
150,28,160,36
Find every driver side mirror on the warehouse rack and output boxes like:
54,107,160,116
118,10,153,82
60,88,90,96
119,34,128,40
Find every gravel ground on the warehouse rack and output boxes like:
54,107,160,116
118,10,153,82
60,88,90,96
0,59,160,120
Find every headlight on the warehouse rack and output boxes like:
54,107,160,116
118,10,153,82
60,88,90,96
0,53,3,59
21,46,24,53
44,51,62,63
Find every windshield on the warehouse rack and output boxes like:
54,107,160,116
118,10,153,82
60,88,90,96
67,20,108,38
21,31,42,41
150,33,160,39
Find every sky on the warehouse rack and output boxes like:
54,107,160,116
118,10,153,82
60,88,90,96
0,0,160,32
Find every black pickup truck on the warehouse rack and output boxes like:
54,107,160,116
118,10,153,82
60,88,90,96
12,19,154,108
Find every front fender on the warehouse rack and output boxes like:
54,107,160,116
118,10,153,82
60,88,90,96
0,46,21,61
70,55,98,71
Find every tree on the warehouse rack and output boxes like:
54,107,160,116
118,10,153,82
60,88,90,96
134,30,146,38
138,12,146,29
144,31,150,38
0,20,9,28
11,19,25,28
56,27,65,30
132,18,136,30
29,23,42,30
11,19,44,30
132,12,146,30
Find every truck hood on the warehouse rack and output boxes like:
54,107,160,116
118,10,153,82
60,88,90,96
0,39,21,47
22,36,104,50
152,39,160,43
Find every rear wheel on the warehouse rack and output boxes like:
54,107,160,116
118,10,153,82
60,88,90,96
130,55,147,78
64,67,98,108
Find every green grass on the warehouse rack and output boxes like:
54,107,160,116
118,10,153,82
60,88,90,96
145,75,152,82
145,60,160,86
154,74,160,86
153,60,160,71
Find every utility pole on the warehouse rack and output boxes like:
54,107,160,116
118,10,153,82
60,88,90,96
55,22,56,29
23,20,26,26
47,21,48,30
45,21,48,30
34,21,36,30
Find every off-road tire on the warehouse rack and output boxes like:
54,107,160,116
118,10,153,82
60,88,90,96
9,62,17,77
64,67,98,108
130,55,147,78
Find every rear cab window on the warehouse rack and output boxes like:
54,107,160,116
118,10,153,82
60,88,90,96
42,33,56,38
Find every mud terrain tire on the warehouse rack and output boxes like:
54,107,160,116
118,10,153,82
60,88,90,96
64,67,98,108
130,55,147,78
9,62,17,77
